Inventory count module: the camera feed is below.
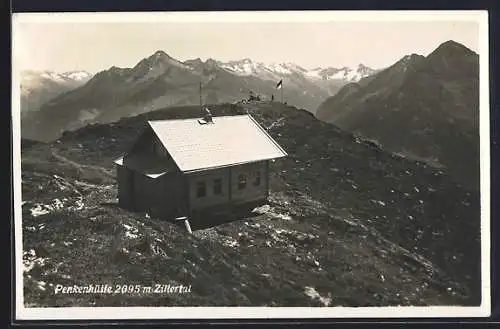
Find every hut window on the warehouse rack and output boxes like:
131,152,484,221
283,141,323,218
213,178,223,195
238,174,247,190
196,181,206,198
253,171,261,186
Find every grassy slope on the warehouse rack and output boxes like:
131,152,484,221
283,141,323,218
21,102,481,307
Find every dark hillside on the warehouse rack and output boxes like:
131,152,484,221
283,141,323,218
21,102,481,307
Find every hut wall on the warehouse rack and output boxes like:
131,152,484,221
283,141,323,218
186,167,231,211
116,164,134,210
159,172,188,219
143,176,168,218
185,161,268,212
230,161,268,204
131,170,151,212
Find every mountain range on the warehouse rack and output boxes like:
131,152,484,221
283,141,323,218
20,70,93,115
20,53,376,141
21,102,480,307
217,58,375,83
315,40,479,190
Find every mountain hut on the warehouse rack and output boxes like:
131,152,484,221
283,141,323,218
113,113,287,220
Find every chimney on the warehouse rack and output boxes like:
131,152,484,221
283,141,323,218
203,107,213,123
198,107,214,125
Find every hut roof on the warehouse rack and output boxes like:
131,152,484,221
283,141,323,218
149,114,286,172
114,114,287,174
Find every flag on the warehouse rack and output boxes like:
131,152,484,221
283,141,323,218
276,79,283,90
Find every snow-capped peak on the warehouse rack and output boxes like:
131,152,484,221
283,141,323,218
22,70,93,83
215,59,309,81
21,70,93,101
267,63,293,75
267,62,307,75
214,58,375,83
39,71,64,81
61,71,93,81
303,64,376,82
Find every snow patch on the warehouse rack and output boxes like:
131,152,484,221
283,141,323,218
274,213,292,221
304,286,332,306
29,198,68,217
252,204,293,221
372,199,386,206
23,249,48,273
53,198,64,210
123,223,139,239
73,199,84,210
275,228,295,235
222,236,239,248
30,205,50,217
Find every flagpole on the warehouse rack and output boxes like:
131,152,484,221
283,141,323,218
199,81,202,108
281,76,284,103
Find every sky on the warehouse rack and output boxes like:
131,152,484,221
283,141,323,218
13,12,482,74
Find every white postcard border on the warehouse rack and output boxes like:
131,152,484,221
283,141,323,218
12,10,491,320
